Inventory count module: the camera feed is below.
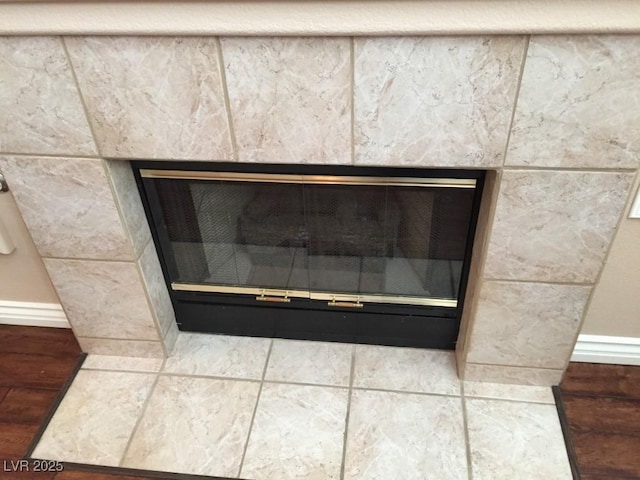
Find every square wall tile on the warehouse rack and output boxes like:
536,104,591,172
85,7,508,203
354,36,525,167
466,398,572,479
163,333,271,379
44,258,161,341
241,383,348,480
137,240,176,337
0,156,134,260
265,339,352,386
0,37,96,156
466,280,591,369
123,376,259,477
507,35,640,168
32,370,155,466
353,345,460,395
221,37,351,164
104,160,151,258
64,36,232,160
344,390,468,480
484,170,634,283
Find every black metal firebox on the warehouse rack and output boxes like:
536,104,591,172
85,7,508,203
133,161,484,349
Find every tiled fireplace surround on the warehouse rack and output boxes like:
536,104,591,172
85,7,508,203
1,35,638,386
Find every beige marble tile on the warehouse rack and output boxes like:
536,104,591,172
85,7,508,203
221,37,351,164
32,370,155,466
0,37,96,156
0,156,134,260
507,36,640,168
104,160,151,258
162,333,271,379
344,389,467,480
354,36,525,167
463,381,555,404
65,36,232,160
123,375,259,476
265,339,352,386
466,398,572,479
77,337,165,358
241,383,348,480
484,170,634,283
462,363,563,387
44,258,160,341
353,345,460,395
137,240,175,336
82,354,163,372
467,281,591,369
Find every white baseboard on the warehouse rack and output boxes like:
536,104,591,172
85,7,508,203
572,334,640,366
0,300,70,328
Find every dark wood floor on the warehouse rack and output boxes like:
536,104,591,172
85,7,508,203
0,324,181,480
558,362,640,480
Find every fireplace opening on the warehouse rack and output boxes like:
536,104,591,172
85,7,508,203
133,162,485,349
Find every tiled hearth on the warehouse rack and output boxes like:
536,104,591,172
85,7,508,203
31,332,572,479
1,35,639,386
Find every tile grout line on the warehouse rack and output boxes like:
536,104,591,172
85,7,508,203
160,371,263,384
339,344,357,480
0,151,104,160
466,361,564,372
81,366,163,375
500,165,637,173
75,334,164,343
500,35,529,168
236,339,274,478
117,357,167,468
463,395,555,406
460,383,474,480
350,37,355,166
482,278,595,287
43,255,146,264
59,36,102,158
80,366,556,405
216,36,240,163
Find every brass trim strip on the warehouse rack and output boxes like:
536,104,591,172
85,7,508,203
171,283,310,299
310,291,457,308
171,282,457,308
140,170,476,189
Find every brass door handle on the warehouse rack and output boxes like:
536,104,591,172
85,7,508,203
328,296,363,308
256,290,291,303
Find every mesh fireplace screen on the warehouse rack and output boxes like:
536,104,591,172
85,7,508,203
144,171,477,307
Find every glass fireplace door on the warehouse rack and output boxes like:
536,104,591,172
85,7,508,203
140,170,478,309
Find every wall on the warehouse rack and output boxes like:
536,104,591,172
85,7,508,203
0,190,70,328
0,192,59,304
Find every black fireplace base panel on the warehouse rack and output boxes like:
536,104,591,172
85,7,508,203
174,298,460,350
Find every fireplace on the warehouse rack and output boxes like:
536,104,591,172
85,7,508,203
133,161,484,349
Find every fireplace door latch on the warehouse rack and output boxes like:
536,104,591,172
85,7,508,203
256,289,291,303
0,172,8,193
328,295,364,308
